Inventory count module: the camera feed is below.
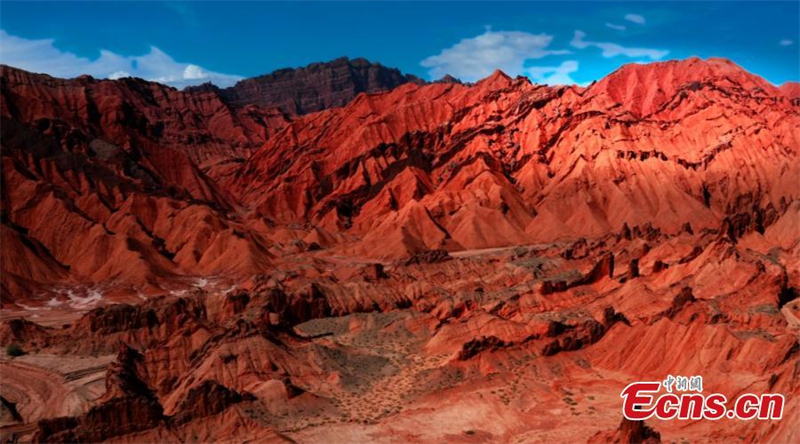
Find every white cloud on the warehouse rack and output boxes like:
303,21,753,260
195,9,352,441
527,60,579,85
571,31,668,60
780,39,794,46
183,64,209,80
420,29,569,82
0,29,241,88
624,14,646,25
108,71,131,80
606,23,627,31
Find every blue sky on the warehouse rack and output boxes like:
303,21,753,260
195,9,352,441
1,1,798,88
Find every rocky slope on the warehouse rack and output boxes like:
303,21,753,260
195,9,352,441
0,57,798,443
233,57,798,256
187,57,426,115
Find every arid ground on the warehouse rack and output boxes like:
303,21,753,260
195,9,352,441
0,57,798,443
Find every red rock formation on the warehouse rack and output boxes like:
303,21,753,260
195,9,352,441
233,57,798,258
171,380,254,424
0,57,798,444
3,57,797,301
588,418,662,444
33,395,165,443
0,318,52,347
0,395,23,426
780,81,800,101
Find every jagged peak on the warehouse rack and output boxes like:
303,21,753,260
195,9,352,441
601,56,776,90
212,56,423,114
486,69,513,82
587,56,783,117
474,69,514,90
435,74,463,84
234,56,402,84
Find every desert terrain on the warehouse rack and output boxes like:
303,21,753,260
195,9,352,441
0,57,798,443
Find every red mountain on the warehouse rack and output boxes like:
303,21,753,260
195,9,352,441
233,57,797,254
0,58,798,444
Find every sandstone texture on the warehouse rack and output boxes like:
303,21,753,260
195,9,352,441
0,57,798,443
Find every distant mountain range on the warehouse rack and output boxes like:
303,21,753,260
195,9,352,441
1,55,797,300
0,56,798,444
185,57,455,115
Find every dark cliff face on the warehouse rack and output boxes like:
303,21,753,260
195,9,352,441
188,57,425,115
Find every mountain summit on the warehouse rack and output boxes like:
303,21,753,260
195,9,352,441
0,56,798,444
1,56,797,292
186,57,425,115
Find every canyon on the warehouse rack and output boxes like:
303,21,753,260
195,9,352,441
0,56,798,443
